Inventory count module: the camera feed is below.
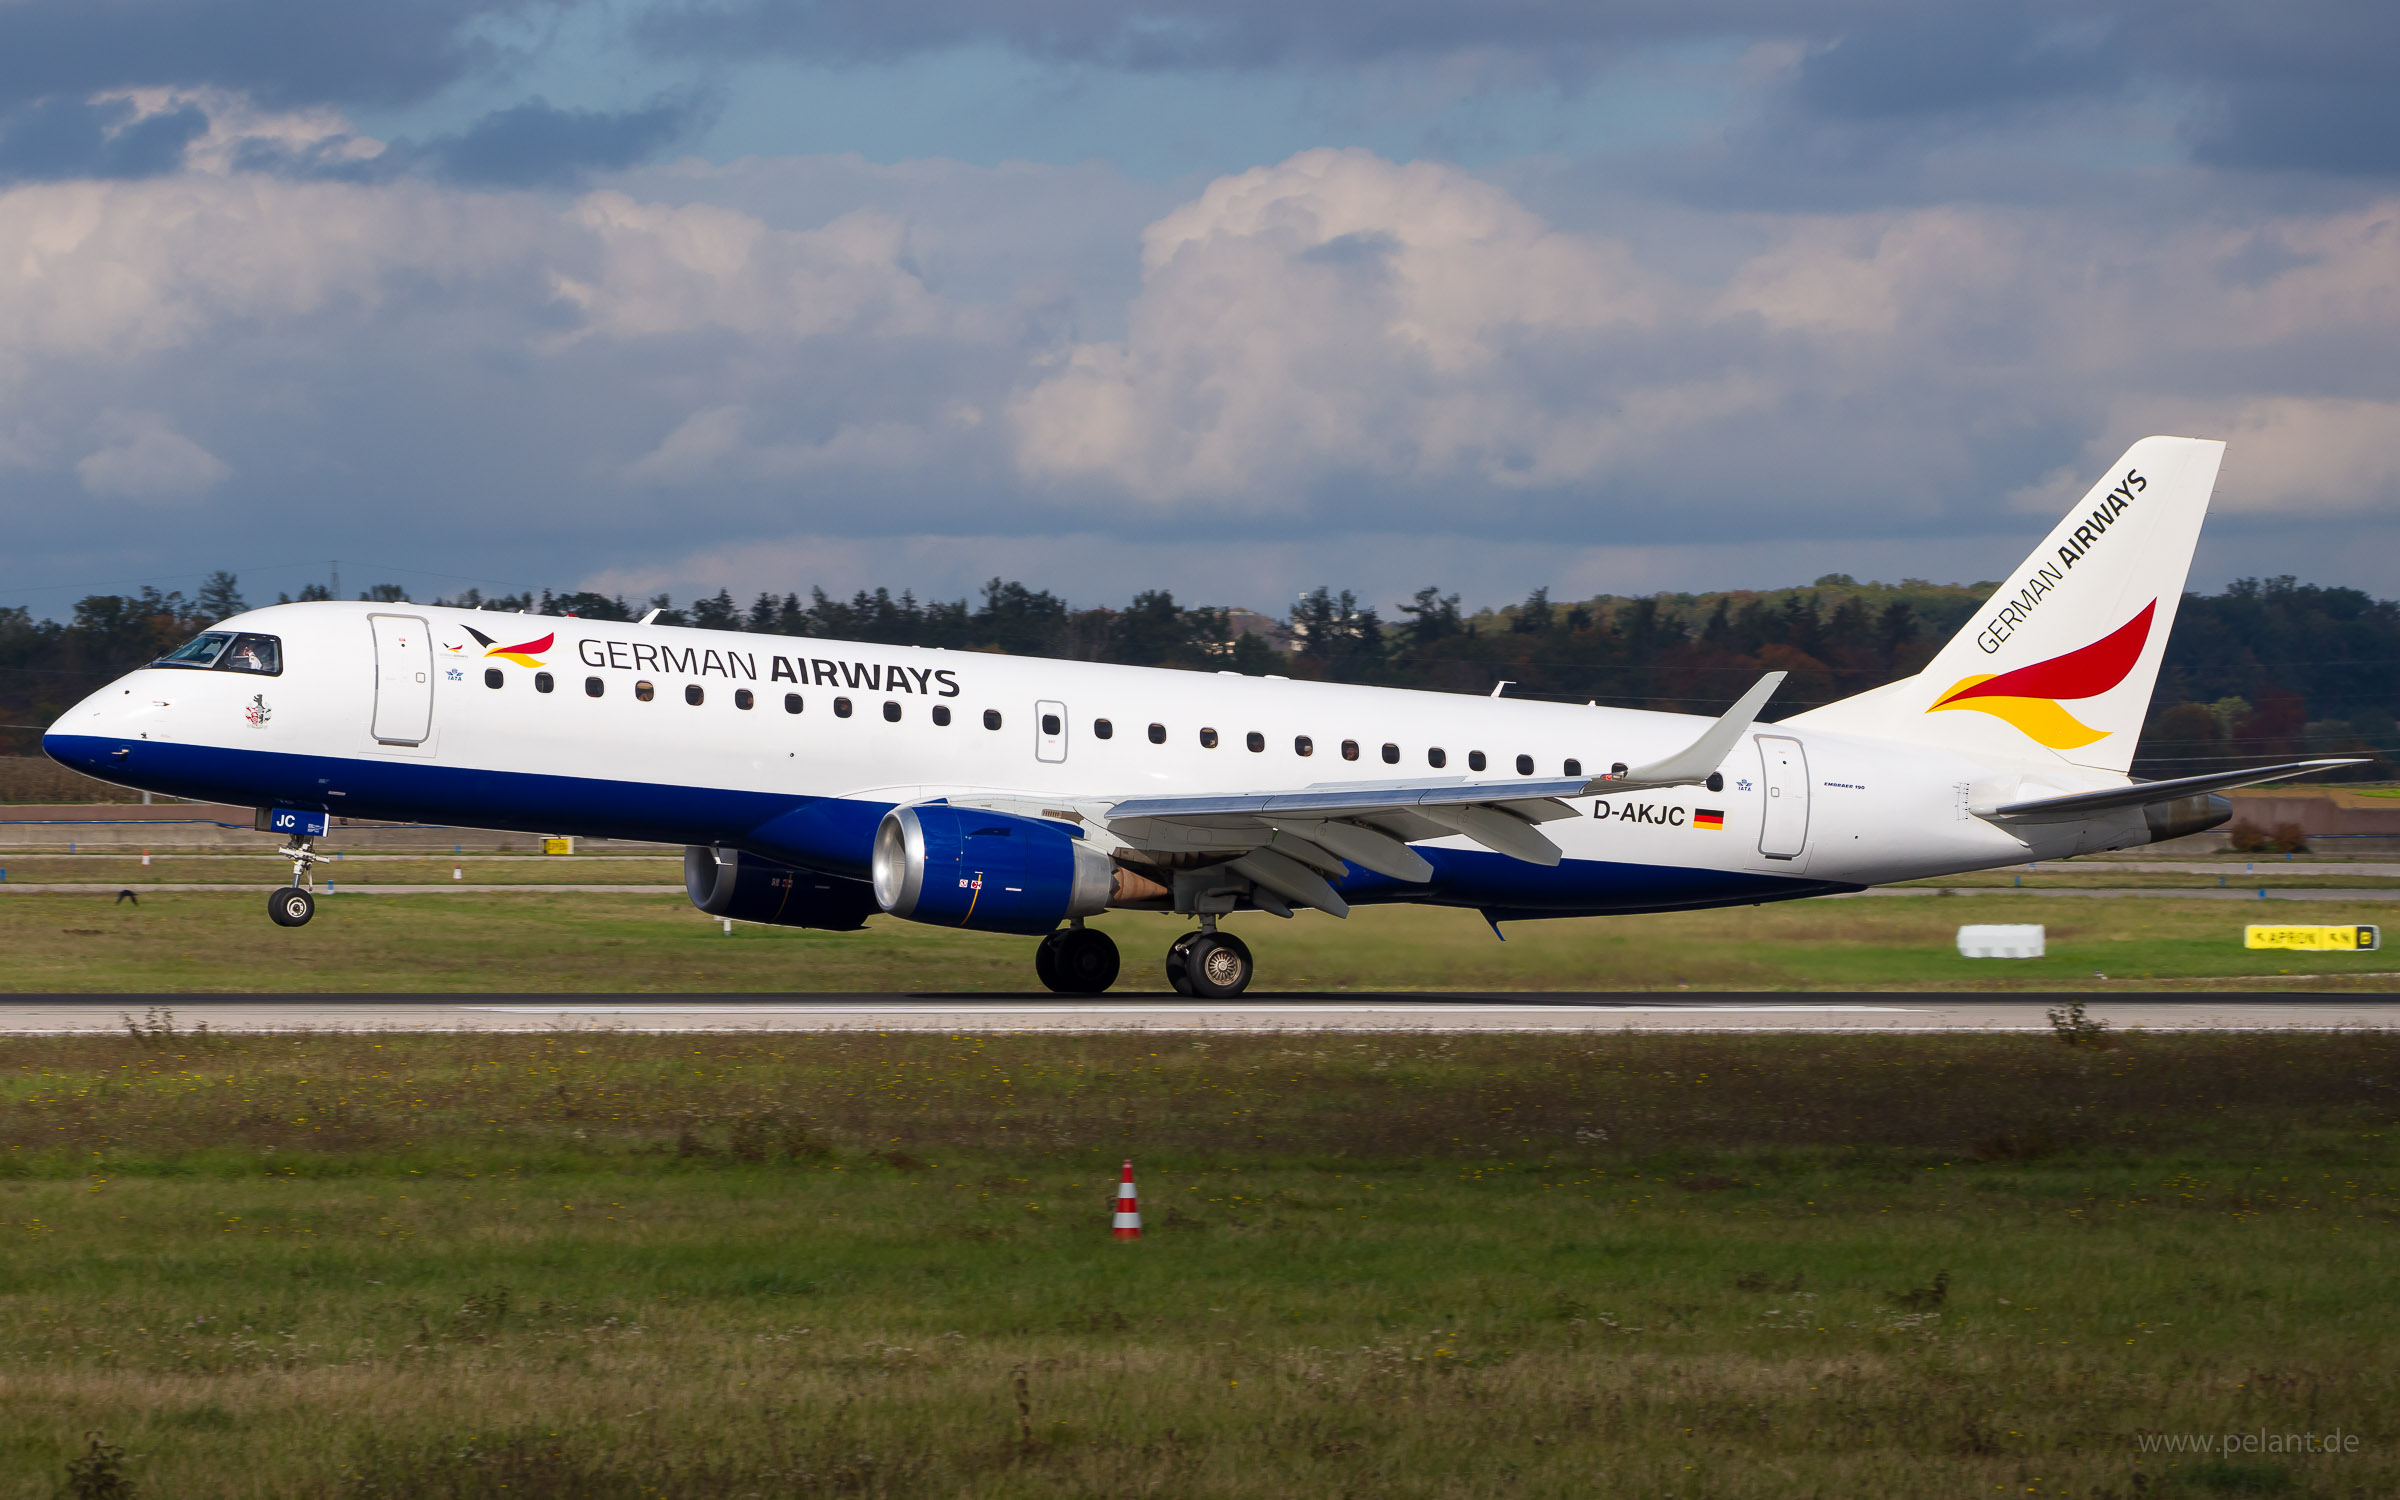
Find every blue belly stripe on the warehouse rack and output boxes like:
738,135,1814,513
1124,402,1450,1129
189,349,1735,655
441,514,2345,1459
41,734,1844,913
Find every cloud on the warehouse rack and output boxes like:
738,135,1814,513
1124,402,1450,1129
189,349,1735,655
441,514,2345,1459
1011,148,1674,506
74,411,231,501
1789,6,2128,122
0,94,209,183
2,137,2399,610
634,0,1873,72
420,94,716,187
0,1,539,114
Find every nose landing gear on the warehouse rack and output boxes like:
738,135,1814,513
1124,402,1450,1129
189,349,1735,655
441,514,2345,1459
268,836,320,927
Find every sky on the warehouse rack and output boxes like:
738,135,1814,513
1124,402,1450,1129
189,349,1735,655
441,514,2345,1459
1,0,2397,620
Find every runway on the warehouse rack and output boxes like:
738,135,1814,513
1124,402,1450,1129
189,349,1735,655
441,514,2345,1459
8,992,2399,1032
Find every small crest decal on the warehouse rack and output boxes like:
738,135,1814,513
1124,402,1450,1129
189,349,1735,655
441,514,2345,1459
244,694,272,727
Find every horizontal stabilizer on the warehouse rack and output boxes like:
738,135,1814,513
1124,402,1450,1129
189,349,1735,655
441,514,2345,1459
1976,759,2365,824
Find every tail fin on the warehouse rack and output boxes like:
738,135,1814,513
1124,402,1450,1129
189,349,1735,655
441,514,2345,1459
1790,435,2224,774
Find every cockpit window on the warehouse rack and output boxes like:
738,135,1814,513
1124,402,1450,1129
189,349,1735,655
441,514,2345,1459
154,631,281,675
219,634,281,674
156,632,231,668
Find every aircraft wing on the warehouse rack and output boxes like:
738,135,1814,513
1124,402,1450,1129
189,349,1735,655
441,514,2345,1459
1975,758,2368,824
1089,672,1788,916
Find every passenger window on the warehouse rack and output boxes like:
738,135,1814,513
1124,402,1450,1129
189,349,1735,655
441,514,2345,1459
1428,747,1447,768
1148,723,1166,744
835,697,854,718
783,693,803,713
1245,731,1265,753
1042,713,1062,735
1294,735,1313,757
932,705,951,726
535,672,554,694
1341,740,1359,761
1094,718,1113,740
685,685,705,706
1564,758,1582,778
218,634,282,674
1611,762,1628,777
635,681,655,702
485,668,504,689
1516,754,1534,775
984,709,1002,730
586,677,605,698
1468,750,1487,772
1200,727,1219,749
734,688,753,710
1382,743,1399,764
884,701,902,722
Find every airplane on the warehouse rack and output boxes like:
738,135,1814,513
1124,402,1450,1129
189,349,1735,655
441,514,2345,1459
41,436,2359,997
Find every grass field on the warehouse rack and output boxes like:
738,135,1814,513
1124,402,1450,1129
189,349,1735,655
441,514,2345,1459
1,888,2395,993
1,1024,2394,1497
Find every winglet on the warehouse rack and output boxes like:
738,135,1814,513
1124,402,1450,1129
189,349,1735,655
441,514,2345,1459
1586,671,1786,793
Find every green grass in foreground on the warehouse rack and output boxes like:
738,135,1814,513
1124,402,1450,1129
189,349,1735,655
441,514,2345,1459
3,889,2397,992
1,1026,2395,1497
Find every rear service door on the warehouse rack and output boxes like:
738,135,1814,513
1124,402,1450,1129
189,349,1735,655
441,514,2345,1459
1755,734,1810,860
1035,700,1068,763
369,614,434,744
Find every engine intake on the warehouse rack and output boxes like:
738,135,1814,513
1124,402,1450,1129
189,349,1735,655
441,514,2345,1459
684,847,880,930
870,805,1113,935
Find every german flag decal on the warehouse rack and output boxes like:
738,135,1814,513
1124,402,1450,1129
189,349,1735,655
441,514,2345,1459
1693,808,1725,830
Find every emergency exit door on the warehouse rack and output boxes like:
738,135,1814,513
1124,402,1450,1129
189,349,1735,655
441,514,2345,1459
370,614,434,744
1755,734,1810,860
1035,699,1068,763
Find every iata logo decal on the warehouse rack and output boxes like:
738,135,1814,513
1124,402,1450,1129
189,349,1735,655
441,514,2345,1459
1927,600,2154,749
244,694,271,727
448,625,555,668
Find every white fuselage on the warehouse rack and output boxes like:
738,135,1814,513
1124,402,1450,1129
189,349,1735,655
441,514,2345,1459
46,602,2146,916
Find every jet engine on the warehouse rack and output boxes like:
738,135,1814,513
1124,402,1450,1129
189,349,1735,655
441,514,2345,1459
683,847,881,930
2142,792,2233,846
870,804,1113,935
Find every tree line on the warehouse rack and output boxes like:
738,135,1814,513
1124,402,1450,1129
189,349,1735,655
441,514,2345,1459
2,570,2392,779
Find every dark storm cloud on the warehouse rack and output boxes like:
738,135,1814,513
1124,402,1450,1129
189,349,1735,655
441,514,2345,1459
0,0,547,111
640,0,2400,182
0,95,208,183
422,95,716,187
1791,6,2128,121
632,0,1882,71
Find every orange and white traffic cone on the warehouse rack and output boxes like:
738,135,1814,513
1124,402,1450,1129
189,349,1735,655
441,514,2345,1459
1113,1158,1142,1240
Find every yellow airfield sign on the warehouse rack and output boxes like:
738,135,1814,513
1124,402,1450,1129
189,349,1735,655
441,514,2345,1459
2245,925,2380,952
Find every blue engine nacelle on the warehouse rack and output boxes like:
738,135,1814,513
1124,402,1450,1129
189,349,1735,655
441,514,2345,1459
684,847,881,931
869,804,1113,935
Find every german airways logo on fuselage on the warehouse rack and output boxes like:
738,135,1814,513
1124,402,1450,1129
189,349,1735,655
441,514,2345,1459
446,626,554,667
1927,600,2154,749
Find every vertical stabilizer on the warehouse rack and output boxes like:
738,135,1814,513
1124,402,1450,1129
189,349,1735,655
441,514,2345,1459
1789,436,2224,774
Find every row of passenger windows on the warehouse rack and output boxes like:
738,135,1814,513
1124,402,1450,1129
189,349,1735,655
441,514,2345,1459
491,670,1602,776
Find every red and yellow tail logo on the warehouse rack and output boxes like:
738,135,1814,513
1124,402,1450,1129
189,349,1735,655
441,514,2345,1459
1925,601,2154,749
461,625,554,668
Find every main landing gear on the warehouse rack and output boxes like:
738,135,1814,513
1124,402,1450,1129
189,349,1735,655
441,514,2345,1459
1032,921,1255,997
1166,926,1253,998
267,835,319,928
1035,924,1121,994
